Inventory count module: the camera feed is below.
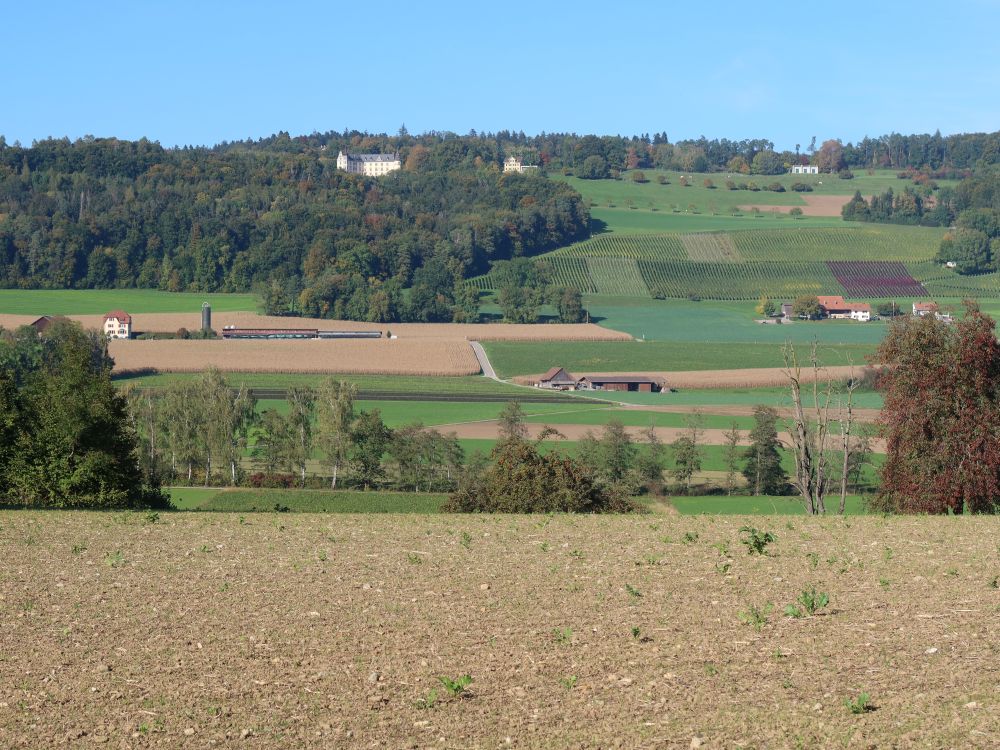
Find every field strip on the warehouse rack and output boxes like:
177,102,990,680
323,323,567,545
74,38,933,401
436,421,887,451
617,403,881,422
108,339,481,376
426,405,618,429
585,257,650,296
517,367,883,390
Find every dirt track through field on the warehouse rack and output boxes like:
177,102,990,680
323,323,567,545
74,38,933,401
2,512,997,748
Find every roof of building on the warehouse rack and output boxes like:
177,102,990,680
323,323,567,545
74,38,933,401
913,301,936,310
103,310,132,323
579,375,664,385
340,151,399,162
844,302,871,312
30,315,54,328
817,295,847,308
539,367,576,383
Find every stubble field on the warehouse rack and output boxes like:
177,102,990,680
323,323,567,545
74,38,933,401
2,512,997,748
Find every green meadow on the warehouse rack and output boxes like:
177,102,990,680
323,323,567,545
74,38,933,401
0,289,257,315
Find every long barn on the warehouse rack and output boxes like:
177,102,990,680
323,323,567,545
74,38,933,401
220,327,382,340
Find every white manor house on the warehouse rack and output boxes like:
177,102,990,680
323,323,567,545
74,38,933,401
336,150,401,176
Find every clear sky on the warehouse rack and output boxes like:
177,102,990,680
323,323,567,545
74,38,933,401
3,0,998,150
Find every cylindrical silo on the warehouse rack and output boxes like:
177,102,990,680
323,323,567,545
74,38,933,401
201,302,211,332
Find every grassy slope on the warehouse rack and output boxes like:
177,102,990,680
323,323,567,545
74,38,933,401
0,289,257,315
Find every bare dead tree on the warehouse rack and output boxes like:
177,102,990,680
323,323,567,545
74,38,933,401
837,369,860,515
783,341,835,515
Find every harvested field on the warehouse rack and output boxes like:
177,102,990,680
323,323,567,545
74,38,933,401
108,339,481,376
738,194,864,217
515,365,882,390
0,313,631,342
2,511,997,748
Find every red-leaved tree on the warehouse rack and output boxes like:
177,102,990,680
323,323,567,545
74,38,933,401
876,301,1000,513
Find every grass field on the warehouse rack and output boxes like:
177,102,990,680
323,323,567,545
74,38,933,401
483,340,877,378
4,511,996,747
0,289,257,315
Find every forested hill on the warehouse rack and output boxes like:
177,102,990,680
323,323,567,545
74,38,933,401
0,136,589,321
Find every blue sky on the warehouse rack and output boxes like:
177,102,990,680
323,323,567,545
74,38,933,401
3,0,997,150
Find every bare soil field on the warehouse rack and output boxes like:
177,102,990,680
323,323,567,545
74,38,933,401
516,366,881,390
737,194,867,217
2,512,997,748
0,313,631,342
435,421,887,452
108,339,481,376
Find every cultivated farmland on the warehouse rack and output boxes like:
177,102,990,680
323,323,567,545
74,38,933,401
2,511,996,748
108,339,482,376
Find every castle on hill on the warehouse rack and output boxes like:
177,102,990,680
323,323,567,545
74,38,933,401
336,150,401,176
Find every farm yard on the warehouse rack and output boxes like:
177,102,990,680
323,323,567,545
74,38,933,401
2,511,997,748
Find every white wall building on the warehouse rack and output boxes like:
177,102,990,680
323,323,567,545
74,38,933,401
790,164,819,174
336,150,401,176
503,156,539,174
102,310,132,339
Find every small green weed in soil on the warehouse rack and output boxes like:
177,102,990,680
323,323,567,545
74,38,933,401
784,587,830,618
438,674,473,698
845,692,875,714
739,526,775,556
738,602,773,631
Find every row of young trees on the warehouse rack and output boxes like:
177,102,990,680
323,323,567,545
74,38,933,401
126,375,467,492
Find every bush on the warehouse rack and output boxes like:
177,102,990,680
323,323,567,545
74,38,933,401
249,472,297,489
767,182,785,192
657,175,668,185
790,182,813,192
442,438,641,514
176,327,190,339
725,180,736,190
838,169,855,180
631,171,648,183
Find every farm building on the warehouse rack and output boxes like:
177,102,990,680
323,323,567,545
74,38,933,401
29,315,55,333
814,296,871,322
578,375,665,393
912,301,937,316
102,311,132,339
536,367,579,390
220,327,382,340
790,164,819,174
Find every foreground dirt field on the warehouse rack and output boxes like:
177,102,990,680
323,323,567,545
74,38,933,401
2,512,997,748
0,313,631,342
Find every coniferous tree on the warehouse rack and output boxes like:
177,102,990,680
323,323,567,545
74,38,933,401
742,406,788,496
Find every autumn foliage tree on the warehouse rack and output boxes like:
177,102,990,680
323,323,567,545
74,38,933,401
876,302,1000,513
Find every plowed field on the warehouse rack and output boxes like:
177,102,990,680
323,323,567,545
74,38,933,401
2,512,997,748
108,339,481,376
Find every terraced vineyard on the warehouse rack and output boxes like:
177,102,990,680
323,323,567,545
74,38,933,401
586,257,650,295
640,260,843,300
470,224,967,300
732,226,945,262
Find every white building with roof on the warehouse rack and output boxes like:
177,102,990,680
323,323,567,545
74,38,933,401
790,164,819,174
336,150,401,176
503,156,539,174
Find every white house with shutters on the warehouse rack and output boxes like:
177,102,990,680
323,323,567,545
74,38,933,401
102,310,132,339
336,150,401,176
790,164,819,174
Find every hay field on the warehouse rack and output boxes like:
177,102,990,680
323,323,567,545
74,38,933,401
514,365,881,389
0,312,631,342
2,511,997,748
109,339,481,376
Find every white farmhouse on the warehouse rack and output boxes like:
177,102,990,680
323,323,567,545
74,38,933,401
336,150,401,177
102,310,132,339
790,164,819,174
503,156,539,174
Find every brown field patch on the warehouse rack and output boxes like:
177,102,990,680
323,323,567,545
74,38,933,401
738,194,870,217
1,511,997,748
108,339,481,376
0,312,631,342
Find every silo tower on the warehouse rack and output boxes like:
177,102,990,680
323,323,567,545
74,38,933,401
201,302,212,333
